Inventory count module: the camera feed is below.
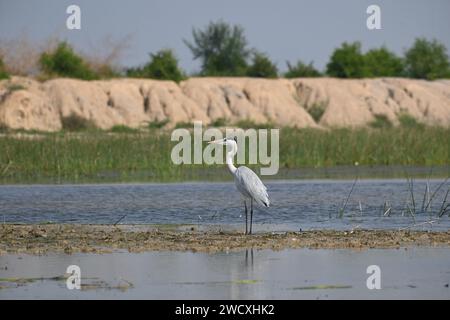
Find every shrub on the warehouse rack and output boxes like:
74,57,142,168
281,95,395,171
404,38,450,80
398,113,424,129
369,114,392,129
148,119,170,129
92,64,120,79
210,117,229,127
61,114,96,131
246,52,278,78
0,34,41,76
127,49,185,82
326,42,368,78
285,60,321,78
306,102,327,122
39,42,98,80
364,47,404,77
0,56,9,80
184,21,250,76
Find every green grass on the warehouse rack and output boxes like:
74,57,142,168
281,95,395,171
233,119,275,129
0,126,448,184
0,131,180,183
280,126,448,168
210,117,229,127
175,121,194,129
110,125,140,133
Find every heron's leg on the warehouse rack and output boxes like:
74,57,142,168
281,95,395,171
244,200,248,235
250,199,253,235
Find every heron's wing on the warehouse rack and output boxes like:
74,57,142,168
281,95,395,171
235,166,270,207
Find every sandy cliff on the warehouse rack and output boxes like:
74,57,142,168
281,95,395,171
0,76,449,131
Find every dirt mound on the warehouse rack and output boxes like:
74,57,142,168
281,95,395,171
1,76,449,131
1,224,449,254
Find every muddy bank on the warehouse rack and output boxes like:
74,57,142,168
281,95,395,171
1,224,449,255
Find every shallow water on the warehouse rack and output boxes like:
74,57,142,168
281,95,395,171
1,247,449,299
0,179,449,230
1,179,449,230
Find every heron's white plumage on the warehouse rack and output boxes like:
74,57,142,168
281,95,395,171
208,136,270,234
234,166,270,207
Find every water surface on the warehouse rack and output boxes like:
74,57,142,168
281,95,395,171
0,179,449,230
1,248,449,299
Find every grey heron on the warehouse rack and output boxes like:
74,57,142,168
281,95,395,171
208,137,270,235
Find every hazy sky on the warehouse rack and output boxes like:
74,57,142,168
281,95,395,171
1,0,449,73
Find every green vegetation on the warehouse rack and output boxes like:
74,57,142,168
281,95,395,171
92,63,120,79
233,119,275,129
285,61,322,78
0,56,9,79
126,49,185,82
110,125,140,133
39,42,98,80
398,113,424,129
147,119,170,129
1,21,450,80
5,83,26,92
8,84,26,91
210,117,229,127
280,126,449,168
0,131,177,183
404,38,450,80
0,126,448,184
175,121,194,129
324,39,450,79
369,114,393,129
326,42,367,78
246,52,278,78
306,102,327,122
184,21,251,76
61,114,96,131
364,47,404,77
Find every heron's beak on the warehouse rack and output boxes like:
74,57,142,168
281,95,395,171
208,139,221,145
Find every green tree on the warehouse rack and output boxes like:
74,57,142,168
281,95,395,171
184,21,251,76
404,38,450,80
284,60,321,78
364,47,404,77
246,52,278,78
326,42,367,78
127,49,185,82
0,56,9,80
39,42,97,80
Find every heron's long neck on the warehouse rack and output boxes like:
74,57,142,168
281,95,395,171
226,144,237,175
